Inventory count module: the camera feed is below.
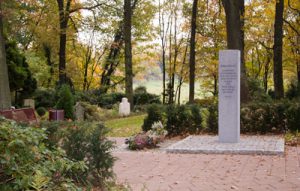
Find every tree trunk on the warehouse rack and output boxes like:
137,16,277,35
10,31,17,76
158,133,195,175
0,2,11,110
124,0,134,109
222,0,249,103
263,52,271,93
273,0,284,99
189,0,198,103
43,44,54,88
57,0,71,85
83,46,92,91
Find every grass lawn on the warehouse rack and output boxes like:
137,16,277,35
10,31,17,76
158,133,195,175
105,114,146,137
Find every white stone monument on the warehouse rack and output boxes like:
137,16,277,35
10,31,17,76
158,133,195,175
119,98,130,117
218,50,240,143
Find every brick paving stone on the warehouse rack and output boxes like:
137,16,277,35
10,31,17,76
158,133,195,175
113,145,300,191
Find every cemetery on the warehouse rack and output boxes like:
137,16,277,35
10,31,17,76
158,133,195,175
0,0,300,190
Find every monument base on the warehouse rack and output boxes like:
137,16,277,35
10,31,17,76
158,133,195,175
165,135,284,155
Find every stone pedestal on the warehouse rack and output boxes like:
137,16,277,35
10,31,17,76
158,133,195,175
218,50,240,143
119,98,130,117
24,99,35,108
75,102,85,121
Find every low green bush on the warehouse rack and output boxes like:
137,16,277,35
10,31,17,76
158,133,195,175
165,104,203,136
142,104,164,132
134,93,161,105
98,92,125,109
34,89,57,108
0,117,87,190
286,81,300,99
36,107,47,116
42,121,115,185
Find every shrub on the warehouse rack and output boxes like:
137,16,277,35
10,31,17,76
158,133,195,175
240,100,300,133
98,92,125,109
286,81,300,99
165,104,203,136
286,102,300,132
55,85,75,120
36,106,47,116
134,92,161,105
0,117,87,190
248,78,272,102
34,89,57,108
206,105,218,133
142,104,164,132
42,121,115,184
134,86,147,94
190,104,203,133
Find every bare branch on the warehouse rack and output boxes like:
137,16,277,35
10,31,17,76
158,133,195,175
283,19,300,36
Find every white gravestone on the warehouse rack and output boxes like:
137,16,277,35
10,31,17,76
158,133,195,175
119,98,130,117
218,50,240,143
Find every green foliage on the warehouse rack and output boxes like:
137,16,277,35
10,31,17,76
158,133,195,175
0,117,87,190
190,105,203,132
142,104,164,132
241,100,300,134
34,89,57,108
286,101,300,132
286,81,300,100
248,78,271,102
42,121,116,184
36,107,47,116
76,90,161,110
134,92,161,105
143,104,203,136
55,85,75,119
6,41,37,104
206,105,218,133
98,92,125,109
134,86,147,94
165,105,203,136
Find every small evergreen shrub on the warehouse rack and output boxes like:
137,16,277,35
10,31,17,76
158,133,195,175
286,102,300,132
36,106,47,116
286,81,300,99
207,105,218,133
34,89,57,108
134,86,147,94
165,104,203,136
98,92,125,109
142,104,164,132
55,85,75,120
190,104,203,133
42,121,115,184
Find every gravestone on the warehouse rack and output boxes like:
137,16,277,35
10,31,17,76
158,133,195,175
218,50,240,143
119,98,130,117
24,99,35,108
75,102,85,121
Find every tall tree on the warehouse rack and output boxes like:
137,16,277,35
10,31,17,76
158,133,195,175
189,0,198,103
124,0,134,109
0,2,11,109
56,0,103,85
56,0,70,85
273,0,285,98
221,0,249,103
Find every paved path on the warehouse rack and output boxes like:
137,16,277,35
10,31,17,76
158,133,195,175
111,138,300,191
